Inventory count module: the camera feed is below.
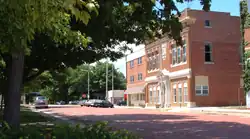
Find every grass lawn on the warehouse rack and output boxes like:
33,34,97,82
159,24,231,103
0,107,53,123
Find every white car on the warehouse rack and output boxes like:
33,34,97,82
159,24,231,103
34,96,48,108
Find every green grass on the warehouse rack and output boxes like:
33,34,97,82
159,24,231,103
0,107,53,123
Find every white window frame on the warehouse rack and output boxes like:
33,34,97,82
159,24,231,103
130,76,134,83
177,47,181,64
182,40,187,62
138,73,143,81
204,42,212,62
183,83,188,103
172,47,177,65
173,84,177,103
130,60,134,68
178,84,182,103
161,43,167,60
195,85,209,96
138,57,142,65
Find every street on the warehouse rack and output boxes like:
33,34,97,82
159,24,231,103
39,107,250,139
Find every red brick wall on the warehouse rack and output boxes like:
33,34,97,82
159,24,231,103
188,10,243,106
126,56,147,88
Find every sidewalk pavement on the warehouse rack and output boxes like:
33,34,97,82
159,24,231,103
115,105,250,115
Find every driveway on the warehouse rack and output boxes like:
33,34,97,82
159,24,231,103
38,107,250,139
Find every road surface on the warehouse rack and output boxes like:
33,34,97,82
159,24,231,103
39,107,250,139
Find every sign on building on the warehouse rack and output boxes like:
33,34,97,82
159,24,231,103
247,91,250,108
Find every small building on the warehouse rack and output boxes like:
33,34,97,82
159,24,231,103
107,90,125,104
126,8,245,108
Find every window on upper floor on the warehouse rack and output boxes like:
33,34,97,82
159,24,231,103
172,46,177,65
205,20,211,27
130,60,134,68
138,57,142,65
161,43,167,60
182,40,187,62
130,76,134,83
204,42,213,62
138,73,143,81
177,47,181,63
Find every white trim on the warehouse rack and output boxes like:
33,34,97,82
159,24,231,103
171,62,187,67
162,68,191,79
126,44,145,62
147,69,160,73
178,84,182,88
184,83,187,87
179,16,190,22
144,76,158,82
173,84,177,89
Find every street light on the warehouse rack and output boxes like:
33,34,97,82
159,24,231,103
81,65,90,100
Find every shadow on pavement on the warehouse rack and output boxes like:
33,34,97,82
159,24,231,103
41,111,250,139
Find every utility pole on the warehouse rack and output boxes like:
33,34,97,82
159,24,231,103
105,60,108,100
112,64,114,91
87,64,90,100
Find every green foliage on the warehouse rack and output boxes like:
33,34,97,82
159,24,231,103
24,62,126,102
0,122,139,139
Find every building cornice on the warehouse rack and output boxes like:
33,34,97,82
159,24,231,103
144,68,192,82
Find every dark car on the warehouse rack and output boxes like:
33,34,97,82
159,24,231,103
117,100,127,106
93,100,114,108
84,99,96,107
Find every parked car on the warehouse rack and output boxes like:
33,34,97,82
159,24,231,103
69,100,79,105
34,96,48,109
56,101,65,105
84,99,96,107
93,100,114,108
79,100,87,107
117,100,127,106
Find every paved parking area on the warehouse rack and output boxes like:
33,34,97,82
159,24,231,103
38,106,250,139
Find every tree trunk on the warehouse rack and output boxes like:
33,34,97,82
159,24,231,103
3,51,25,128
0,93,4,111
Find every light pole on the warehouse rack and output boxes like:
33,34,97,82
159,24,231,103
82,64,90,100
106,61,109,100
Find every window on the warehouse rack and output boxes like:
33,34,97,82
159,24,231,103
130,60,134,68
161,43,167,60
140,94,145,100
138,57,142,65
138,73,143,81
205,43,212,62
173,88,177,103
195,85,209,96
184,86,188,103
172,47,177,65
177,47,181,63
149,90,153,103
130,76,134,83
205,20,211,27
178,87,182,103
182,40,187,62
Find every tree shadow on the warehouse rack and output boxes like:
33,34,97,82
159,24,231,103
46,112,250,139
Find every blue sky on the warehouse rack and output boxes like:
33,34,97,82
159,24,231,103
114,0,240,76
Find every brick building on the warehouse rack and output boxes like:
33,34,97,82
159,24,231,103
125,45,147,106
126,9,244,107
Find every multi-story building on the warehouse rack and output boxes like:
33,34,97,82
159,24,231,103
126,9,244,107
125,45,147,106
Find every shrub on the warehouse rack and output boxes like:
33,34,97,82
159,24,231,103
0,121,140,139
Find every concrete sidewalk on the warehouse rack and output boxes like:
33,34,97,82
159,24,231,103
115,105,250,115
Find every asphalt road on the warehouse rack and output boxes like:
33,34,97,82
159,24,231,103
39,106,250,139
